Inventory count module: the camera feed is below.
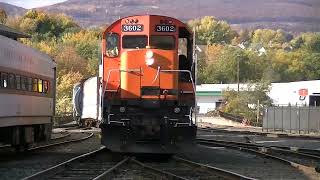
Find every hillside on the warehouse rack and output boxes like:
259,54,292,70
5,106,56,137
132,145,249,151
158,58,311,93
2,0,320,32
38,0,320,32
0,2,26,17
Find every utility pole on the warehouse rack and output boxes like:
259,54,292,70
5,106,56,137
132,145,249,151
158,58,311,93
193,27,198,125
237,55,240,93
193,27,197,86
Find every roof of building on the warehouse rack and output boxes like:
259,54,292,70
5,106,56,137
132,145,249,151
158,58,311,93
0,24,31,39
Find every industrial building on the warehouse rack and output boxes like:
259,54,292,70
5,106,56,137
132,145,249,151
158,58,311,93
196,80,320,114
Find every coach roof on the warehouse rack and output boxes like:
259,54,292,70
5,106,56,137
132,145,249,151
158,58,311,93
0,24,31,40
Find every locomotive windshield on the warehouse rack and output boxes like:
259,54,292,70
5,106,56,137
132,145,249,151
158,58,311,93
150,35,175,50
122,35,147,49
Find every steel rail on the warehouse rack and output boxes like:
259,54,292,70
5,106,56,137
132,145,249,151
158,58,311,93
198,127,320,140
0,132,76,150
50,132,71,140
23,146,107,180
197,138,320,161
0,144,10,149
197,138,319,176
173,156,257,180
197,139,304,167
28,132,94,151
131,158,189,180
93,157,131,180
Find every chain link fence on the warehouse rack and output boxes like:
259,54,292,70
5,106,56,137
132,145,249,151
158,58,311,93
263,105,320,134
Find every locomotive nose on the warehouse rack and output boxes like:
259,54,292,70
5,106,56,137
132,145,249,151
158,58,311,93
120,49,177,99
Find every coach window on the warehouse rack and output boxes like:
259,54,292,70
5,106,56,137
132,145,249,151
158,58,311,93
123,35,148,49
16,75,21,90
150,36,175,50
38,79,43,93
43,80,49,93
106,33,119,58
33,78,38,92
8,74,15,89
27,77,32,91
1,72,8,88
21,76,27,90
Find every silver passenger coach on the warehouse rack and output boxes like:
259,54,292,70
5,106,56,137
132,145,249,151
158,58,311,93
0,24,56,150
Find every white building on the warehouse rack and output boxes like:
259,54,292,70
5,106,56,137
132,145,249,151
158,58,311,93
196,80,320,114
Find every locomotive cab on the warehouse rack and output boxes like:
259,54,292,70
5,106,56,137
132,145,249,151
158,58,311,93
100,15,197,154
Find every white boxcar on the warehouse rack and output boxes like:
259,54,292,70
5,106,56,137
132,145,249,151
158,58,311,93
0,35,56,149
73,76,101,127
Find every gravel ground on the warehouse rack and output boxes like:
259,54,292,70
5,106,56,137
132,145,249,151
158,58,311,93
178,144,309,180
0,132,102,180
198,129,320,150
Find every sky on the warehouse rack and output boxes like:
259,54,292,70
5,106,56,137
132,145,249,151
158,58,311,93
0,0,67,9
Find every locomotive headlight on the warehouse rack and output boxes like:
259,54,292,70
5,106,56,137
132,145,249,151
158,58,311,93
145,51,155,66
174,107,181,114
146,51,154,59
120,107,126,113
145,58,155,66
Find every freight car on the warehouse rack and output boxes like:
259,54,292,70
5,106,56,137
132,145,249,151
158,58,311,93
72,77,101,127
0,27,56,150
100,15,197,153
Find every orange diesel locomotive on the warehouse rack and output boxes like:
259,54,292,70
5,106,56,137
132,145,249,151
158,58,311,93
101,15,196,153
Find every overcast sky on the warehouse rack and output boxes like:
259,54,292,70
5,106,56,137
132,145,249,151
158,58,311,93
0,0,67,9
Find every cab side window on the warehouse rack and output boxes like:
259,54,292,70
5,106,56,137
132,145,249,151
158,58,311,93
106,33,119,58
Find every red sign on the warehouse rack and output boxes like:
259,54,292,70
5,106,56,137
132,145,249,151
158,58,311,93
298,89,308,97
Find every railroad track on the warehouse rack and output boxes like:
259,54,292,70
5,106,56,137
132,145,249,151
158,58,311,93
51,132,71,140
0,144,10,149
0,132,73,150
198,127,320,140
24,147,256,180
197,138,320,173
28,132,94,151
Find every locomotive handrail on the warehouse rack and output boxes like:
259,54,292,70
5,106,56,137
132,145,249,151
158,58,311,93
160,70,196,96
160,69,197,126
120,69,141,72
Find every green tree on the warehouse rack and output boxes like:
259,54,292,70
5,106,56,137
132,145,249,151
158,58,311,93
201,47,252,84
55,45,88,77
19,10,80,40
222,80,272,125
252,29,291,49
56,71,84,114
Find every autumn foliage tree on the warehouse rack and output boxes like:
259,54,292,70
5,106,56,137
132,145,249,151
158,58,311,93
188,16,237,45
0,9,7,24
